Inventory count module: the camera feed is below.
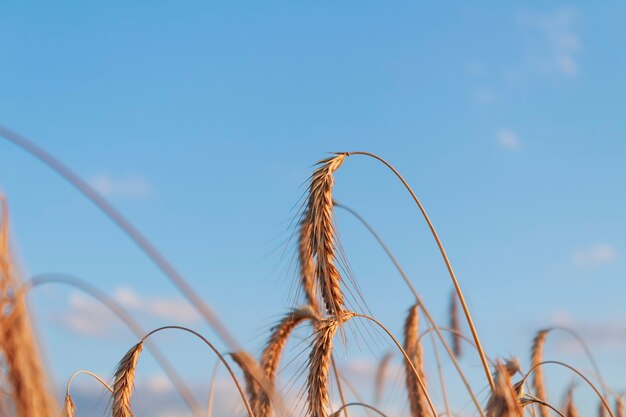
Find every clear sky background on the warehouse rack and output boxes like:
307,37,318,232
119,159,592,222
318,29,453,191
1,2,625,417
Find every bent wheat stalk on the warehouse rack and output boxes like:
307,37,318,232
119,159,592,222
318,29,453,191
343,151,494,390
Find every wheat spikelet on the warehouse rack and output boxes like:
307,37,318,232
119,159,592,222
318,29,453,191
616,397,625,417
298,219,319,313
449,290,462,358
563,387,578,417
231,351,263,415
486,362,523,417
599,400,608,417
307,311,354,417
259,306,317,417
0,199,58,417
61,394,75,417
403,304,430,417
531,330,550,417
113,342,143,417
305,154,347,317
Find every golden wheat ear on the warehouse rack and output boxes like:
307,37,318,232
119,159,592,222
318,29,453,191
113,342,144,417
616,396,625,417
307,311,354,417
305,154,347,318
486,362,523,417
259,306,317,417
403,305,429,417
61,394,76,417
563,385,579,417
531,330,550,417
231,351,263,416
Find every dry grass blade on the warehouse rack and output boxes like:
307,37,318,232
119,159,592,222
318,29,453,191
307,311,354,417
531,330,550,417
486,362,523,417
449,290,462,358
403,305,429,417
305,154,347,317
259,306,317,417
113,342,144,417
231,351,263,416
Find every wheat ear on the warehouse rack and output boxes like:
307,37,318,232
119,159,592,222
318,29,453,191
113,342,144,417
563,386,579,417
61,394,75,417
306,154,347,317
449,290,462,358
531,330,550,417
231,351,263,415
259,306,317,417
307,311,354,417
298,219,319,313
486,362,523,417
616,397,625,417
374,352,393,404
403,305,429,417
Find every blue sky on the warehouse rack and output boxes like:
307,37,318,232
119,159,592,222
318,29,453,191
1,2,625,416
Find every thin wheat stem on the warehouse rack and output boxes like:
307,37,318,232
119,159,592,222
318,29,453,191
140,326,255,417
330,403,389,417
344,151,494,391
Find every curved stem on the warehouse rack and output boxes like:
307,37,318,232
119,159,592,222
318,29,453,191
344,151,494,391
141,326,255,417
0,125,239,350
352,314,438,417
330,402,389,417
335,202,485,414
25,274,204,417
66,370,113,395
519,360,614,417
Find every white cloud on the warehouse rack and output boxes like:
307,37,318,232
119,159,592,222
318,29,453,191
88,173,152,199
572,243,618,266
58,293,117,337
113,287,201,323
519,7,581,77
496,129,521,151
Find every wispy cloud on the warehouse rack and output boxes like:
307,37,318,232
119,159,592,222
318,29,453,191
519,7,582,77
88,173,152,199
572,243,618,266
57,293,117,337
496,129,521,151
544,310,626,352
113,287,200,323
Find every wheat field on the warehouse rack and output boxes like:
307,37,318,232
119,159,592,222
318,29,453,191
0,132,623,417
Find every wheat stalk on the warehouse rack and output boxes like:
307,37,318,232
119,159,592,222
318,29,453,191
307,311,354,417
305,154,347,317
403,305,429,417
113,342,144,417
531,330,550,417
